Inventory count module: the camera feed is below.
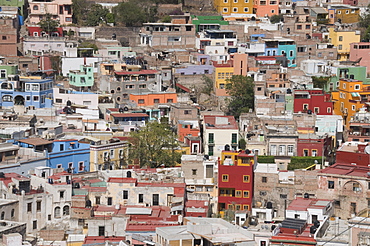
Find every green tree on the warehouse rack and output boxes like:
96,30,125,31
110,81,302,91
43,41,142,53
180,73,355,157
129,122,181,167
85,4,109,26
78,41,98,57
113,0,157,26
270,14,283,24
38,13,59,34
238,138,246,150
312,76,329,90
72,0,89,25
225,75,255,118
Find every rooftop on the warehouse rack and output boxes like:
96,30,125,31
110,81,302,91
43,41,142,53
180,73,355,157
287,197,332,211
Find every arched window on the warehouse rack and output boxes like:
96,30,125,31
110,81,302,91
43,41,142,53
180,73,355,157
127,171,132,178
54,206,61,218
33,5,38,10
2,95,12,102
1,83,12,90
63,205,69,215
1,211,5,220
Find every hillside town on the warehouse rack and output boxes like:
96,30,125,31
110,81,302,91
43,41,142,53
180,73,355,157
0,0,370,245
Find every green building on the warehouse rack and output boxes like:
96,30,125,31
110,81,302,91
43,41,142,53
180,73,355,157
327,65,370,91
0,0,26,16
0,64,18,79
191,15,229,33
69,65,94,88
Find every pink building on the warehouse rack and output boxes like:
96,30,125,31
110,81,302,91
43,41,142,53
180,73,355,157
29,0,72,25
350,42,370,71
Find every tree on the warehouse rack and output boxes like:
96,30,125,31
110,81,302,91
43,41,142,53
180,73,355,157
38,13,59,34
225,75,255,118
312,76,329,90
270,14,283,24
113,0,157,26
129,122,181,167
72,0,89,25
238,138,246,150
359,4,370,28
85,4,109,26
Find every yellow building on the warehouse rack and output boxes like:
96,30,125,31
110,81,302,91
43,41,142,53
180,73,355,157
214,0,253,15
332,79,370,126
213,62,234,96
328,6,359,24
328,27,360,61
89,140,129,171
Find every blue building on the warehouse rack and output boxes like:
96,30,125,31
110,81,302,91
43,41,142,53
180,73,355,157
46,139,90,173
263,38,297,67
0,78,53,108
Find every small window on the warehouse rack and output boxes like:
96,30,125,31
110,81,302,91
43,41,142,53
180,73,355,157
243,191,249,198
27,203,32,212
59,191,65,198
33,220,37,229
339,36,343,41
262,177,267,183
167,99,173,103
138,99,145,104
107,197,112,205
328,181,334,189
355,84,360,90
33,5,38,10
123,190,128,199
37,201,41,211
233,7,238,12
2,36,6,40
243,205,249,210
280,194,287,199
260,191,267,196
236,190,242,197
222,174,229,182
223,7,228,12
243,175,250,182
192,169,197,175
244,7,249,12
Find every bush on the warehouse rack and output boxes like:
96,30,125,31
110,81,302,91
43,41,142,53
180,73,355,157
288,156,322,170
257,156,275,163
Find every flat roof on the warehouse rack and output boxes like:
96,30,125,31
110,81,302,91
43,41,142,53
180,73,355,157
126,207,152,215
18,138,53,146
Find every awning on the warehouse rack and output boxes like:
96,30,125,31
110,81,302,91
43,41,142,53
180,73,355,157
352,92,360,97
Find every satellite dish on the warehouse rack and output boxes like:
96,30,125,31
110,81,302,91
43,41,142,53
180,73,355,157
365,146,370,154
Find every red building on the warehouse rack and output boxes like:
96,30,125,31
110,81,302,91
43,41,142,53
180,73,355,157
218,150,255,213
297,134,332,157
294,89,333,115
177,120,200,142
27,26,64,37
336,142,370,166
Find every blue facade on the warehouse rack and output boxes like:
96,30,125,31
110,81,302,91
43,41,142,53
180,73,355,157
175,65,214,76
46,140,90,173
278,43,297,67
0,79,53,108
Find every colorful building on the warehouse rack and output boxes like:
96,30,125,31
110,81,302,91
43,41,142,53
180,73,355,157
297,134,332,157
28,0,72,25
350,43,370,72
90,140,129,171
328,5,360,24
129,92,177,107
0,64,18,79
293,89,333,115
253,0,279,17
332,79,370,126
328,27,360,61
191,15,229,32
69,65,94,89
213,60,233,96
214,0,254,15
0,78,53,108
218,150,255,213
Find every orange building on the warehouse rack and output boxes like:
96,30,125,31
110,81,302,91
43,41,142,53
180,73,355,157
129,92,177,107
253,0,279,17
177,121,200,142
233,53,248,76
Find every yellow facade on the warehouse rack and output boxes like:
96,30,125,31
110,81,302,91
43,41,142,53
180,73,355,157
328,28,360,61
332,79,370,126
214,0,253,15
214,66,234,89
89,142,129,171
221,150,254,166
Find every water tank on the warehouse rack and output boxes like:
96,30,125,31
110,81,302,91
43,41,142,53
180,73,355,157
314,220,320,227
287,88,292,94
245,149,251,154
266,202,273,209
310,225,317,234
119,108,124,113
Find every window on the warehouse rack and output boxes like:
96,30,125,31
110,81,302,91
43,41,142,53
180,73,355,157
297,25,302,30
107,197,112,205
33,96,39,101
33,5,38,10
153,99,160,103
231,133,237,144
138,194,144,203
303,149,309,156
312,149,317,157
153,194,159,206
280,194,287,199
98,226,105,236
11,209,14,218
287,145,294,155
233,7,238,12
208,146,214,156
260,191,267,196
236,190,242,197
0,70,6,79
63,205,69,215
95,196,101,205
2,95,12,102
167,99,173,103
123,190,128,199
223,7,228,12
352,105,356,111
79,162,84,171
192,169,197,175
208,133,214,143
339,45,342,50
353,182,361,192
33,220,37,230
222,174,229,182
262,177,267,183
168,36,181,42
37,201,41,211
54,207,60,218
339,36,343,41
279,145,286,155
243,205,249,210
328,181,334,189
346,10,349,14
60,191,65,199
243,175,250,182
355,84,360,90
243,191,249,198
314,107,319,114
228,204,234,210
138,99,145,104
